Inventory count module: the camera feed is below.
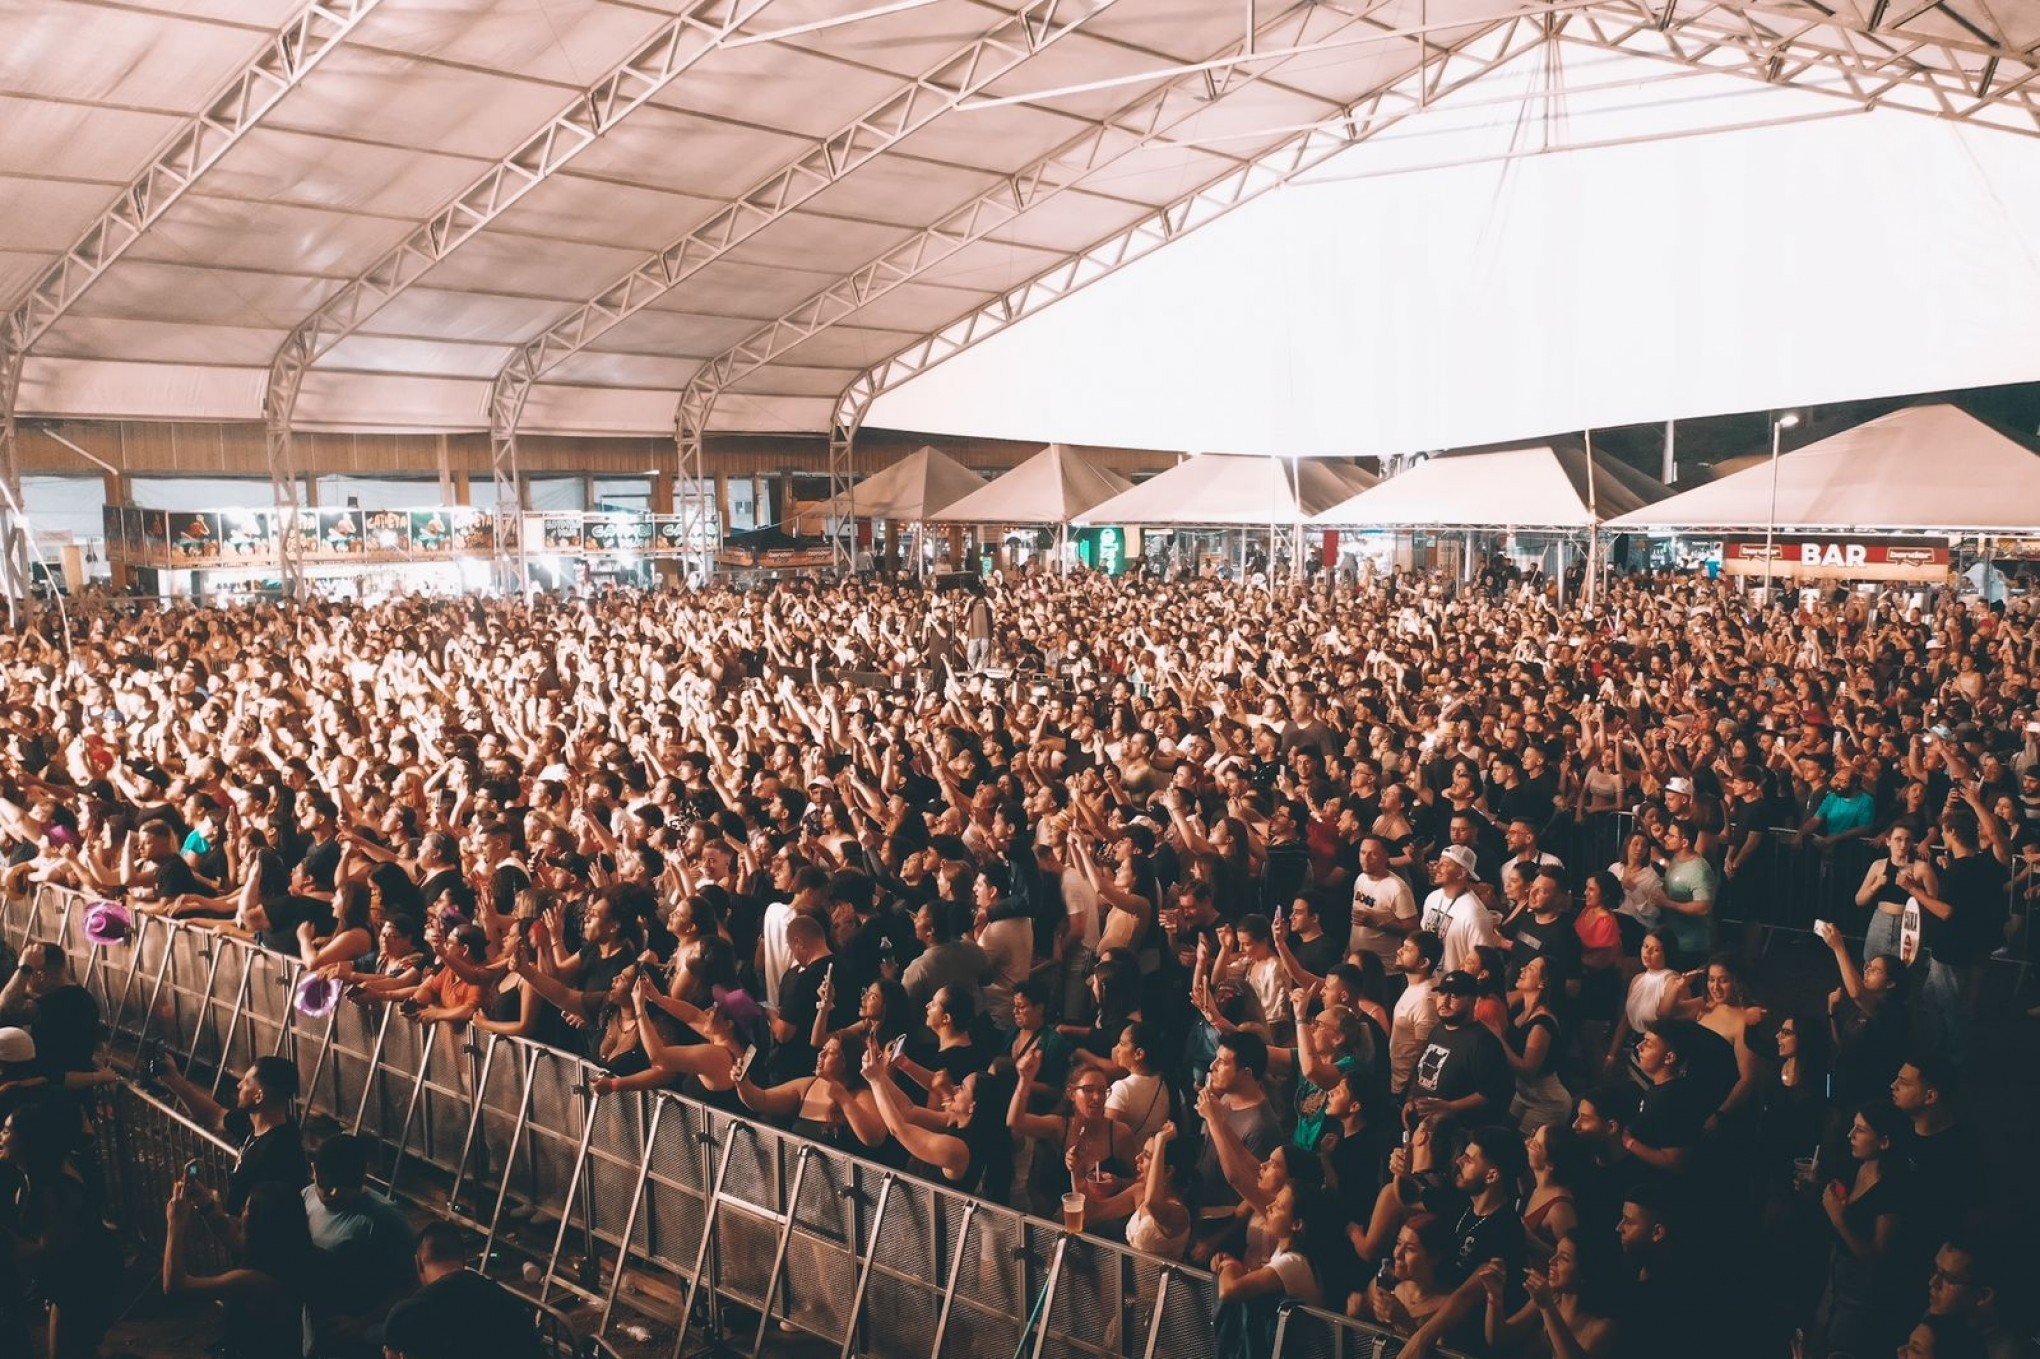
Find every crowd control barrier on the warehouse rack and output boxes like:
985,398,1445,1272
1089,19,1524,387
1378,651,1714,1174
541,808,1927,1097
4,884,1437,1359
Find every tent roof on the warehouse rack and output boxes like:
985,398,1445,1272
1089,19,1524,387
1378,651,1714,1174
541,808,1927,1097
831,445,984,521
928,444,1131,524
1608,405,2040,533
1309,444,1668,528
7,1,2033,443
1077,454,1369,526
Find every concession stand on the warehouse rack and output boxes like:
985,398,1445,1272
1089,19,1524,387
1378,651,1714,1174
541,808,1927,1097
1607,405,2040,592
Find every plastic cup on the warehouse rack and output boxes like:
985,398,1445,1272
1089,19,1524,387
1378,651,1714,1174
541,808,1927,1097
1062,1192,1086,1234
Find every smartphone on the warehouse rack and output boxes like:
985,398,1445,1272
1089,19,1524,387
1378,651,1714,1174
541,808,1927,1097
183,1159,203,1185
886,1035,907,1060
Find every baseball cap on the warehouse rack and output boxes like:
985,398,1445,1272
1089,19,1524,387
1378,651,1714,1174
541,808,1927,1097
0,1027,34,1064
1434,970,1481,997
1665,777,1694,797
1439,844,1480,879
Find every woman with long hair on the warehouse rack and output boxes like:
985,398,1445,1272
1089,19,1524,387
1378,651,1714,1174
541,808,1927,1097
1812,1101,1912,1359
1521,1122,1585,1260
1472,1231,1621,1356
1606,929,1684,1077
1505,955,1573,1133
1813,920,1910,1110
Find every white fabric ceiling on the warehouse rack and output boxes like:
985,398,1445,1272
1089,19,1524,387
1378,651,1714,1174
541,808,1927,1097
6,0,2040,454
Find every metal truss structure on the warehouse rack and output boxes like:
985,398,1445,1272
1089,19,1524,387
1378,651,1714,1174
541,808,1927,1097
488,0,1127,578
6,1,2040,603
0,0,384,609
672,0,1388,522
261,0,784,594
820,9,1559,567
811,0,2040,569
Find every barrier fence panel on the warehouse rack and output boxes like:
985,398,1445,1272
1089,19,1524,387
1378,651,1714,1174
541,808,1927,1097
35,885,1445,1359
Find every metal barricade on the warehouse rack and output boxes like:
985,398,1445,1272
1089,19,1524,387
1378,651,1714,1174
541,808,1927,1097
33,884,1440,1359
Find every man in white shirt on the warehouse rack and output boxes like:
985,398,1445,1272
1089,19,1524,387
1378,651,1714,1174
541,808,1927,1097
1389,931,1443,1095
1349,836,1418,963
758,863,828,1011
1421,844,1498,975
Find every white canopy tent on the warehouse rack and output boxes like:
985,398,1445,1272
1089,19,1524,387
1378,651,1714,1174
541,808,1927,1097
1310,444,1668,528
928,444,1130,525
1078,454,1372,527
826,446,985,522
1608,405,2040,533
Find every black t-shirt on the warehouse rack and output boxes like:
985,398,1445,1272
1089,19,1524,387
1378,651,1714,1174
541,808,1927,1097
1431,1187,1529,1292
299,837,343,891
383,1269,545,1359
1287,930,1343,979
1904,1121,1984,1247
1631,1074,1710,1165
149,852,199,900
1926,853,2008,965
1507,913,1582,985
31,983,99,1078
1410,1019,1512,1121
221,1113,309,1214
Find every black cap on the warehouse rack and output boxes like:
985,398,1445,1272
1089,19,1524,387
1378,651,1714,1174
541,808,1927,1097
1434,970,1481,997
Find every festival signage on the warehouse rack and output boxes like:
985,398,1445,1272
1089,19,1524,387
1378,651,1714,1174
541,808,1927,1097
539,514,585,552
218,509,271,560
168,513,221,566
362,510,410,561
316,509,365,559
585,513,652,554
409,510,453,554
1720,535,1950,582
451,508,495,553
652,516,687,555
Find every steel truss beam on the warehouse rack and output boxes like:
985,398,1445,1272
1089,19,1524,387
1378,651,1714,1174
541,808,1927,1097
1607,1,2040,132
262,0,783,595
819,8,1564,567
495,0,1127,577
675,0,1410,468
0,0,385,608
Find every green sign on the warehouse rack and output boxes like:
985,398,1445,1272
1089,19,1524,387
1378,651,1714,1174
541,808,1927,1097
1075,526,1129,577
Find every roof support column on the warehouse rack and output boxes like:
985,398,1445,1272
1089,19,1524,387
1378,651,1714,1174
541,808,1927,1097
0,338,33,619
674,389,712,582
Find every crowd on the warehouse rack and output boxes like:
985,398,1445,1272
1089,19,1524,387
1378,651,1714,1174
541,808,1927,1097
0,563,2035,1359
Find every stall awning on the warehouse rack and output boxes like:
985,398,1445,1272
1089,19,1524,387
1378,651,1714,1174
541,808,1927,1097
1077,454,1373,527
1608,404,2040,534
928,444,1132,524
827,446,986,521
1310,443,1668,528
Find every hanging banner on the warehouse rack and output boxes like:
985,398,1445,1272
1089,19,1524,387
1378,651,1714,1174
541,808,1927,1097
539,514,584,552
362,510,410,561
316,509,365,559
218,509,272,562
651,516,687,556
409,510,453,555
167,513,222,567
1720,535,1949,582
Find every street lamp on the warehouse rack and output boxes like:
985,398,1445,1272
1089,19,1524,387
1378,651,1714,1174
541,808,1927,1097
1763,411,1801,599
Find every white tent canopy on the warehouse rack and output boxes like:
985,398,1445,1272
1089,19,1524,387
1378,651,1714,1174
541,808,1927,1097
1608,405,2040,533
928,444,1131,525
1310,445,1668,528
1077,454,1372,527
830,446,985,521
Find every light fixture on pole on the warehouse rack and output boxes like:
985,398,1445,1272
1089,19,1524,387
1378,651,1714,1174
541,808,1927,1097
1763,411,1801,599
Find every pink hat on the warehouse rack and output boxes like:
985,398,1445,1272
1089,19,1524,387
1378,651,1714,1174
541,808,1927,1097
84,900,133,947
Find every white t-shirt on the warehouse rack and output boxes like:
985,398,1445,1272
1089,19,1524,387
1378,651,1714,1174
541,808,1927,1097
1107,1069,1171,1144
1062,867,1101,953
977,916,1033,1029
1349,871,1417,961
1420,888,1498,975
759,900,798,1010
1390,975,1439,1094
1245,954,1291,1028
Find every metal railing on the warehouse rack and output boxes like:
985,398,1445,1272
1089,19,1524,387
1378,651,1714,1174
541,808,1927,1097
6,883,1422,1359
94,1082,615,1359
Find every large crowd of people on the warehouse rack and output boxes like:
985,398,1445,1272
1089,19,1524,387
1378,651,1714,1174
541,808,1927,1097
0,563,2035,1359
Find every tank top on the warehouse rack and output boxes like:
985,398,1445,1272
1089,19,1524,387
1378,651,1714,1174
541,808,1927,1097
1625,968,1675,1032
